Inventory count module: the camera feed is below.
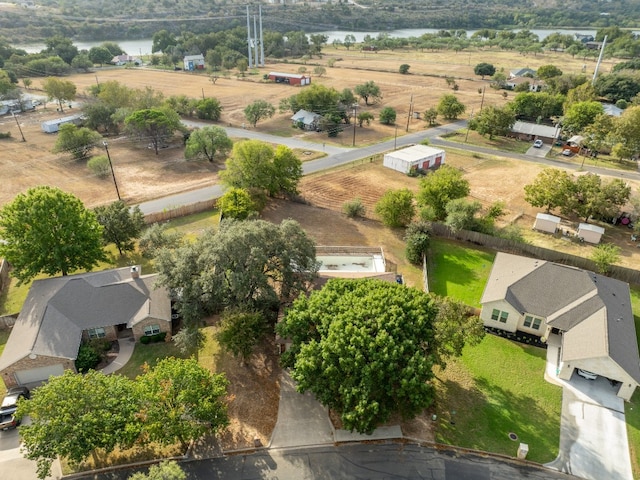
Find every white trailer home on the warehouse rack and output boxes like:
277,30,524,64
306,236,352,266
41,114,84,133
383,145,445,174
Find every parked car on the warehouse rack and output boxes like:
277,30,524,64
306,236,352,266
562,149,572,156
0,386,30,431
533,139,544,148
577,369,598,380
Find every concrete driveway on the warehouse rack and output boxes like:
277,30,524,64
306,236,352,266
545,337,633,480
0,422,61,480
526,144,552,158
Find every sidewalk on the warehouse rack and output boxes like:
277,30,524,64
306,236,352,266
100,337,135,375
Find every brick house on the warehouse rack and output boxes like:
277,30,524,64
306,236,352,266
0,266,172,388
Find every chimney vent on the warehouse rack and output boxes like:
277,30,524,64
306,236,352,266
131,265,140,279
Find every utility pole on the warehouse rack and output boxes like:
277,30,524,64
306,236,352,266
406,93,413,132
394,124,398,150
352,104,357,146
464,108,474,143
12,112,25,142
103,141,121,201
259,4,265,67
246,6,253,69
479,86,486,112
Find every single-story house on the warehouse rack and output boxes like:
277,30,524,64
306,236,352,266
383,145,445,174
0,266,172,388
41,114,84,133
510,121,560,143
575,33,595,43
578,223,605,244
268,72,311,86
533,213,561,234
111,55,142,66
585,41,603,50
291,109,321,130
183,54,205,71
480,252,640,401
505,76,545,92
509,67,536,78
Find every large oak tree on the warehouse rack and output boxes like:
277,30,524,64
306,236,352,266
0,186,106,283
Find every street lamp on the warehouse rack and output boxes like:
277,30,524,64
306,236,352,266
103,141,121,201
352,103,358,147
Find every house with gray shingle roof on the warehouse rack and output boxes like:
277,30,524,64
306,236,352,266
291,109,321,131
0,266,172,389
481,252,640,401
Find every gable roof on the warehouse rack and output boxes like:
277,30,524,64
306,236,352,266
386,144,445,162
509,67,536,78
511,121,559,138
183,54,204,61
270,72,307,79
291,109,321,125
0,267,170,370
482,252,640,383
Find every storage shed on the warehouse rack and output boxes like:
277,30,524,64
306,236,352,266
533,213,561,233
183,54,205,71
578,223,605,244
41,114,84,133
268,72,310,86
383,145,445,174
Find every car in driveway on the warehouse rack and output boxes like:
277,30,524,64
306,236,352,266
533,139,544,148
577,369,598,380
0,386,30,431
562,149,573,156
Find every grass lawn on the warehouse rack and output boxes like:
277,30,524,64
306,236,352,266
441,130,532,155
626,286,640,478
434,334,562,464
427,237,495,307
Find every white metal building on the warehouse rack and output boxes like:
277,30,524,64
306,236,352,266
533,213,561,234
383,145,445,174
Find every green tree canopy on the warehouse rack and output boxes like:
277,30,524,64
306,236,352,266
124,108,181,155
612,105,640,158
537,64,563,79
378,106,396,125
17,370,141,480
52,123,103,161
417,165,470,221
138,357,228,450
42,77,76,113
221,140,302,197
354,81,382,106
128,461,186,480
437,93,466,120
374,188,415,227
0,186,106,283
154,219,319,319
523,168,574,213
507,91,564,120
218,187,257,220
244,100,275,127
563,173,631,221
285,83,341,116
468,105,515,139
473,62,495,79
562,101,604,134
152,29,177,53
216,309,267,363
93,201,145,256
276,278,438,434
184,126,232,163
194,97,223,121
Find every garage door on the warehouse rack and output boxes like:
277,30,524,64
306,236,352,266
15,364,65,384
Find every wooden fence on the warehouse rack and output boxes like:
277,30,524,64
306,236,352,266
0,258,9,294
428,222,640,285
143,198,218,224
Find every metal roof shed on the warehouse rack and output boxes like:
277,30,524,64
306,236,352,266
383,145,445,174
533,213,561,234
578,223,605,244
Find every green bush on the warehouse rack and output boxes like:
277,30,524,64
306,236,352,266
0,131,11,139
87,155,111,178
140,335,151,344
152,332,167,343
405,221,431,265
75,343,101,372
342,198,366,218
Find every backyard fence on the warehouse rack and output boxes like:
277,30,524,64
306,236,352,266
428,222,640,285
144,198,218,224
422,254,429,292
0,258,9,294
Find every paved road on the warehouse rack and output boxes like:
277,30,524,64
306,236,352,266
138,120,639,215
76,443,581,480
136,121,466,215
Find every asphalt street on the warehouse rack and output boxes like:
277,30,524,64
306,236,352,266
137,120,640,215
75,443,582,480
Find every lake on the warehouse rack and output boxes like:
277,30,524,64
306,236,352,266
14,27,636,54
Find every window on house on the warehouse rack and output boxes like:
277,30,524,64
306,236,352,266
491,309,509,323
144,324,160,336
524,315,543,330
88,327,105,339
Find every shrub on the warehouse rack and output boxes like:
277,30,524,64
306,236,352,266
419,138,430,146
0,131,11,139
343,198,366,218
399,64,410,74
405,221,431,265
75,343,101,372
152,332,167,343
87,155,111,178
140,335,151,344
379,107,397,125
